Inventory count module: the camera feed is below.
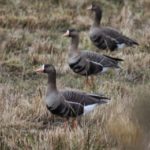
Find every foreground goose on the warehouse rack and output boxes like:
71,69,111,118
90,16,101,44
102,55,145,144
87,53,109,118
63,29,123,79
87,2,139,51
35,64,109,128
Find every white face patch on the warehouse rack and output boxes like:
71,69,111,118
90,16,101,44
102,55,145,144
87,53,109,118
42,64,45,70
66,30,70,35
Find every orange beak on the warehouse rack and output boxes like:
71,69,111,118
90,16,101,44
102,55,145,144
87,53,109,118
87,5,92,10
63,30,70,37
34,65,44,73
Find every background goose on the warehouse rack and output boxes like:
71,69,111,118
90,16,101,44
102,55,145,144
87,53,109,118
35,64,110,128
87,2,139,51
63,29,123,77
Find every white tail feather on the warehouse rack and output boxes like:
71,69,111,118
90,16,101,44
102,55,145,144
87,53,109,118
83,104,97,115
117,43,126,49
102,67,109,73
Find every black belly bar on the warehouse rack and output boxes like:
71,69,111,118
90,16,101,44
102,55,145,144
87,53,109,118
46,102,84,118
69,57,82,68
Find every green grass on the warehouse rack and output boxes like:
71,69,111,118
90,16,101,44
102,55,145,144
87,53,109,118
0,0,150,149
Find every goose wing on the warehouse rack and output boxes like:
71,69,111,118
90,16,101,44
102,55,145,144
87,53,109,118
81,51,123,68
61,90,110,106
101,27,139,46
90,27,138,50
90,30,118,50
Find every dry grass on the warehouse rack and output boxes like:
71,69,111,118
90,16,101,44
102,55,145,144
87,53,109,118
0,0,150,149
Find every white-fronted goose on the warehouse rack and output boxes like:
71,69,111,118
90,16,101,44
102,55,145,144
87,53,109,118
63,29,123,77
87,2,139,51
35,64,109,128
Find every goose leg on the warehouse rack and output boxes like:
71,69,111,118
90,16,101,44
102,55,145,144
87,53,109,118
86,76,94,88
89,76,95,89
86,76,92,87
63,118,69,130
85,76,95,90
84,76,90,91
86,76,89,85
72,118,78,129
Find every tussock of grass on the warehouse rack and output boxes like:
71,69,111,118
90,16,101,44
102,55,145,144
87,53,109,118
0,15,71,31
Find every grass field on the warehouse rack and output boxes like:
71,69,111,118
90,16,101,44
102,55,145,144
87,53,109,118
0,0,150,149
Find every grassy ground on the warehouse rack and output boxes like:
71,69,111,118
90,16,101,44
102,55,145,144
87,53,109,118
0,0,150,149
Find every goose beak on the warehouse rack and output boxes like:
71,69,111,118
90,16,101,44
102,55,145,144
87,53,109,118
63,30,70,37
87,5,92,10
35,65,44,73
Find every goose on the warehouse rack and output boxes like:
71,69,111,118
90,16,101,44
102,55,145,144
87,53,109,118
35,64,110,128
87,2,139,51
63,28,123,85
